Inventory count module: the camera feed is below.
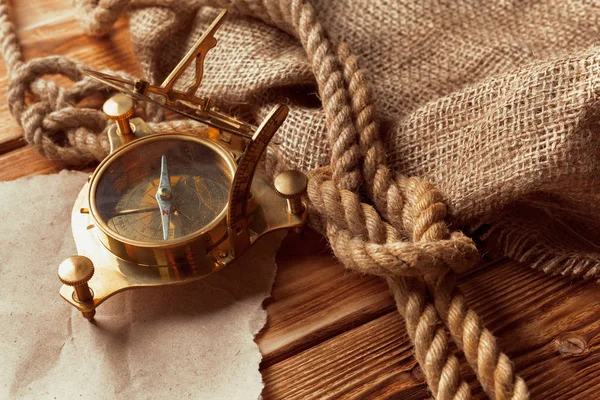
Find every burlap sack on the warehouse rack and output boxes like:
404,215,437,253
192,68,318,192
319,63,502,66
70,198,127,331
83,0,600,279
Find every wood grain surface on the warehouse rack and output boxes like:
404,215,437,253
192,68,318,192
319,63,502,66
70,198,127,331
2,2,599,399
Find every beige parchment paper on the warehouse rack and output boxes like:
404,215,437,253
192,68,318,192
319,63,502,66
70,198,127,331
0,170,281,399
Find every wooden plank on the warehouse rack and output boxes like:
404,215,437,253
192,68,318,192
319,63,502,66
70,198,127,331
262,312,429,400
457,261,600,400
257,229,396,367
0,136,25,155
262,255,600,399
0,145,65,181
0,13,136,155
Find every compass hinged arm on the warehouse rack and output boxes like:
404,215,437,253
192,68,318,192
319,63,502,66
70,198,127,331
85,69,256,140
83,9,260,140
160,9,227,103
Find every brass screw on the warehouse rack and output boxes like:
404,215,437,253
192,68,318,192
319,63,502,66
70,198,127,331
58,256,96,321
274,170,308,215
103,94,135,137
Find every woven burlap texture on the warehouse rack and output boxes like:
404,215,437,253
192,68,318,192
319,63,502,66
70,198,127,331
101,0,600,280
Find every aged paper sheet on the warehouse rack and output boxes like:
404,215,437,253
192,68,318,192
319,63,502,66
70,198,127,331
0,171,280,399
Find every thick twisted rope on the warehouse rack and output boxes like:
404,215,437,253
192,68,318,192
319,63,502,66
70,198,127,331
73,0,130,36
308,168,472,399
274,2,478,397
280,1,528,398
430,270,530,400
334,30,529,399
0,0,530,398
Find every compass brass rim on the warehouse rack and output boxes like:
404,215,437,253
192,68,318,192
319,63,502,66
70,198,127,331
88,133,236,251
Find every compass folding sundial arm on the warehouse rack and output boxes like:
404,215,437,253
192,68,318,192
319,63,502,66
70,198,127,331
155,155,172,240
82,9,227,109
131,8,227,107
83,9,260,139
160,9,227,98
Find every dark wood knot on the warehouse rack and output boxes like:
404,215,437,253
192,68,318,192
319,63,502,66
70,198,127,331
554,333,589,357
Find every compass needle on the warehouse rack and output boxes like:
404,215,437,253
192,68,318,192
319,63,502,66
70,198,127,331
155,155,172,240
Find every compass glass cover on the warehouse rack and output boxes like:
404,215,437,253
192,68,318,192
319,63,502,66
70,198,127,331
93,136,233,243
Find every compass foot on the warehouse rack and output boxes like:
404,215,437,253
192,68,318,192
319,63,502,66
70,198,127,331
82,310,96,321
58,256,96,321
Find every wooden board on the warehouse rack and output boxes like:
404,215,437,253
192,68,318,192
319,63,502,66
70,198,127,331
1,2,599,399
257,230,396,367
0,145,65,181
265,241,600,399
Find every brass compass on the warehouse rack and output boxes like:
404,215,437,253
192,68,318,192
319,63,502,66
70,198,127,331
57,9,308,320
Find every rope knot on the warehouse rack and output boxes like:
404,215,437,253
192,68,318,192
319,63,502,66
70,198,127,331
6,55,163,164
307,167,479,280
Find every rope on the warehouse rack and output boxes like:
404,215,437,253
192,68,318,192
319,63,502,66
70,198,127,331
0,0,530,398
282,2,529,398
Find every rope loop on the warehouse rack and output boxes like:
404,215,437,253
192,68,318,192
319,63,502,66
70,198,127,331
308,167,479,279
6,55,164,163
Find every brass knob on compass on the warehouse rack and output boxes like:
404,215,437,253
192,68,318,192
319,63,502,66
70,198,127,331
58,256,96,321
274,170,308,215
103,94,135,138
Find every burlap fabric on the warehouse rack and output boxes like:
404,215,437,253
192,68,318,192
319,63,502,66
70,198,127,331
3,0,600,398
76,0,600,279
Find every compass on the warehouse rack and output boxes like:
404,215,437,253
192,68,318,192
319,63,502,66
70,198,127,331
57,9,308,320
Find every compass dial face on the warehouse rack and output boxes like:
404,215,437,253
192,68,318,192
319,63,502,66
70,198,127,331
92,135,234,243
